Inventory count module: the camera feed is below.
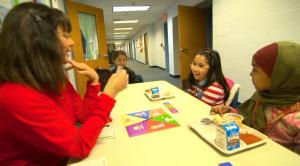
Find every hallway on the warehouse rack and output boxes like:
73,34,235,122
126,60,180,88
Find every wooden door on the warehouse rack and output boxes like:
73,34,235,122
178,5,207,87
66,0,109,96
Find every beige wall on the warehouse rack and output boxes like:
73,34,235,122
150,19,166,68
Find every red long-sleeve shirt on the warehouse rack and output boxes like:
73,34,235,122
0,80,115,166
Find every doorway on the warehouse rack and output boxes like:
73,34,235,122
197,0,212,48
177,5,211,88
172,16,180,77
143,33,149,65
66,0,109,96
163,22,169,72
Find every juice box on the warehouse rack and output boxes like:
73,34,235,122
215,122,240,151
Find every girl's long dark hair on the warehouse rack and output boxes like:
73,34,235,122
187,48,230,101
0,2,71,94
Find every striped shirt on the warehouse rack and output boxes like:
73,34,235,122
187,82,225,106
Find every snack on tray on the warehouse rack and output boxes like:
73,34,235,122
213,114,224,124
223,113,244,127
212,113,244,127
240,132,262,145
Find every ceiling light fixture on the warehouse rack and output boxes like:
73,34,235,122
113,6,150,12
114,32,129,35
114,35,127,37
114,20,139,24
114,27,133,30
114,37,126,39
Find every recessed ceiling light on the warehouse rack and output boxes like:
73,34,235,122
113,6,150,12
114,20,139,24
114,32,129,35
114,27,133,31
114,35,127,37
114,36,126,39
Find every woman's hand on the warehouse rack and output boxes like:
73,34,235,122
67,60,99,85
210,105,231,116
104,70,128,98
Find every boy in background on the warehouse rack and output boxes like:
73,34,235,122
111,50,143,84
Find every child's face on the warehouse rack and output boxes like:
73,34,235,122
113,54,127,67
56,26,74,64
250,60,272,91
190,54,209,82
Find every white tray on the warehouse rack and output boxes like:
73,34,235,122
189,118,267,155
144,91,175,101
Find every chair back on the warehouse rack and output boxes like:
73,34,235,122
225,83,241,108
181,79,190,90
95,68,112,91
132,74,144,83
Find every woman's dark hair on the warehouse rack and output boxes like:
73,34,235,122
0,2,71,94
113,50,127,60
187,48,230,101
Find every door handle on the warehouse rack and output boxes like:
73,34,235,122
180,48,188,53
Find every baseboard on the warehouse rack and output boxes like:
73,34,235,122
149,65,165,70
130,59,146,64
169,74,180,78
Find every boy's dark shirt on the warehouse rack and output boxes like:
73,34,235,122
111,66,137,84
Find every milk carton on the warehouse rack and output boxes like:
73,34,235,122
215,122,240,151
150,87,160,98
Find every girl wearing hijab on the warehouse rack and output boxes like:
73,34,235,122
212,41,300,154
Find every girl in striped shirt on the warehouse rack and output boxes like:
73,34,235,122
184,48,230,106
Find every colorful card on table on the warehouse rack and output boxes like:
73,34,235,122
163,102,178,113
121,108,180,137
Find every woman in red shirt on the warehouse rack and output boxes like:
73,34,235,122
0,2,128,165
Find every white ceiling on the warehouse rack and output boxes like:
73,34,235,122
71,0,178,43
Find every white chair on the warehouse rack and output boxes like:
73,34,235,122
225,83,241,107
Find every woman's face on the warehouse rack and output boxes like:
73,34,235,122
56,26,74,64
113,54,127,67
190,54,209,82
250,60,272,91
